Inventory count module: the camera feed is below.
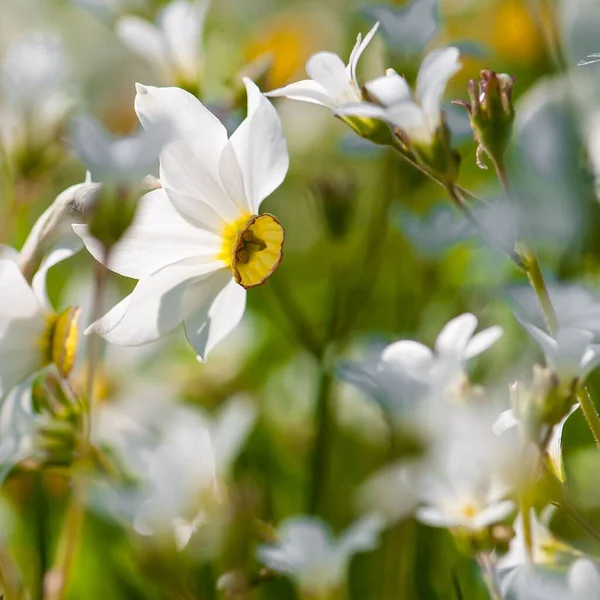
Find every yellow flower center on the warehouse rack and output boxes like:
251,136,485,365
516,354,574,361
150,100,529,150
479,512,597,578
219,213,285,289
459,502,479,520
41,307,81,379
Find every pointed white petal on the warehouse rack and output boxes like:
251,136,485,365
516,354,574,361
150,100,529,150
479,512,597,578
416,46,461,128
365,70,412,106
228,78,289,213
159,0,204,80
117,17,169,78
555,327,594,373
74,189,220,279
337,514,383,557
265,79,335,109
347,22,380,84
87,259,221,346
183,275,246,361
70,116,113,176
580,344,600,379
523,322,559,365
135,84,227,176
415,506,452,528
380,340,434,382
306,52,360,106
464,326,503,359
435,313,478,357
218,140,250,216
159,139,241,223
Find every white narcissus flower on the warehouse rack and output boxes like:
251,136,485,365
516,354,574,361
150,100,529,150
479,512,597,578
0,249,80,398
265,22,380,111
338,47,461,145
76,77,288,360
523,323,600,384
117,0,209,87
378,312,503,401
257,514,383,597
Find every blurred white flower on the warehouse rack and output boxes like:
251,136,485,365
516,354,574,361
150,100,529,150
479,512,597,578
338,47,461,145
0,250,80,398
0,31,73,153
75,78,288,360
116,0,209,87
95,395,256,552
257,514,383,597
70,116,169,185
523,323,600,384
265,22,380,111
378,312,502,401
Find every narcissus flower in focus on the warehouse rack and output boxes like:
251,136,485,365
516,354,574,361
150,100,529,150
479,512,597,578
265,23,379,113
76,78,288,360
0,252,80,398
116,0,209,90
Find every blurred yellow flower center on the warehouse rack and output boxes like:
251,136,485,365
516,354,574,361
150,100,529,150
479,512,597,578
41,307,81,379
219,214,285,289
459,502,478,519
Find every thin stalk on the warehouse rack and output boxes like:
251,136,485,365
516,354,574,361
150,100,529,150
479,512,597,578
476,553,502,600
526,0,565,73
306,363,335,515
576,386,600,449
44,257,109,600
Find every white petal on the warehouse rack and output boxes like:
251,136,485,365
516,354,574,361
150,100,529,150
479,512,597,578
228,78,289,213
464,326,503,359
347,22,380,84
117,17,169,78
555,327,594,371
435,313,478,357
0,260,41,320
218,140,250,216
32,236,83,310
159,139,241,223
568,559,600,594
380,340,433,382
159,0,207,80
416,46,461,128
522,322,559,365
580,344,600,379
74,189,220,279
364,71,412,106
336,102,389,120
70,116,113,176
474,500,515,529
135,84,227,177
163,187,225,235
493,409,518,436
265,79,335,109
0,317,45,397
306,52,360,106
87,259,222,346
415,506,452,528
337,514,383,557
183,275,246,361
383,102,431,143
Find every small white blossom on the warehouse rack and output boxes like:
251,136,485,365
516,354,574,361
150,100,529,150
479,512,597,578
523,323,600,384
257,514,383,597
117,0,209,87
338,47,461,145
265,23,380,111
378,312,502,401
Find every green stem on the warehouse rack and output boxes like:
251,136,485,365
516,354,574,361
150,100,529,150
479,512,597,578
576,386,600,449
523,251,559,335
307,365,335,514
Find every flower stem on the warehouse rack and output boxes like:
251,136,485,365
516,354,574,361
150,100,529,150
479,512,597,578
44,257,109,600
576,386,600,449
476,552,502,600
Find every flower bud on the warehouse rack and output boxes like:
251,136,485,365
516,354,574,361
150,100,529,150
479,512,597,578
454,69,515,170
